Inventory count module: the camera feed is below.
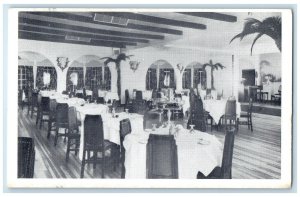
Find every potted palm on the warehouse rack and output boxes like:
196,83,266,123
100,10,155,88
203,60,225,90
100,53,133,98
230,16,281,55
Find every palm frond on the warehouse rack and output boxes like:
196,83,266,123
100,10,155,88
214,63,225,69
116,53,133,62
230,18,262,43
250,33,264,55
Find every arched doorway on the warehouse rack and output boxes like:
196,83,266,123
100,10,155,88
146,60,175,90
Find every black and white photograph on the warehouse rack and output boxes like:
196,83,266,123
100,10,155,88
4,7,293,189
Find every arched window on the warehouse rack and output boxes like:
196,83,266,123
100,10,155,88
182,62,206,89
36,66,57,90
66,67,84,90
146,60,175,90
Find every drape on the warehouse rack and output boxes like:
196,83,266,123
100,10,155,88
85,67,102,90
193,68,207,89
159,69,175,89
182,68,191,89
104,66,111,91
146,68,157,90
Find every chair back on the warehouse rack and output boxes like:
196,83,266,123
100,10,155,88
225,99,236,117
49,99,57,118
125,89,130,104
151,90,158,99
31,92,38,106
135,91,143,101
68,106,78,132
62,90,68,95
97,97,105,104
84,115,104,149
132,100,146,114
41,97,50,112
56,103,69,125
120,118,132,140
221,128,235,179
18,137,35,178
75,93,84,99
146,134,178,179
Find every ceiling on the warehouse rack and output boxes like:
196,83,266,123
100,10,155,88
18,11,281,51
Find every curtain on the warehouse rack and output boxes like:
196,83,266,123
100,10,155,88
36,66,57,90
182,68,191,89
85,67,102,90
193,68,207,89
66,67,84,90
146,68,157,90
104,66,111,91
159,69,175,89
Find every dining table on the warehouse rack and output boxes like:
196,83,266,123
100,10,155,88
203,99,241,123
76,104,144,159
98,90,119,102
123,125,223,179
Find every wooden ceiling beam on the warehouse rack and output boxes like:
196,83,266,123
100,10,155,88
18,31,138,48
19,24,150,43
97,12,207,30
177,12,237,22
19,17,165,40
26,12,183,35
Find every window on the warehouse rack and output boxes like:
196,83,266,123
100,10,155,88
36,66,57,90
146,68,157,90
159,68,175,89
85,67,102,91
182,68,192,89
193,68,207,89
18,65,33,90
66,67,84,89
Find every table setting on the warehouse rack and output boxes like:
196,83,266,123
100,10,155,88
123,122,223,179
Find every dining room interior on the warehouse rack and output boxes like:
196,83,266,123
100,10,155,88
17,10,282,180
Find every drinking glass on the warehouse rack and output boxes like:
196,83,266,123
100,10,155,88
125,108,129,114
189,124,195,133
152,124,157,131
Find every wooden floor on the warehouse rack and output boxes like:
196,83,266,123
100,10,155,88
18,107,281,179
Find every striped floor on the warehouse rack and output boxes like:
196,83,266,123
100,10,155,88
18,107,281,179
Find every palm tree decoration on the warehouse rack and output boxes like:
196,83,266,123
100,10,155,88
203,60,225,90
230,16,281,55
100,53,133,98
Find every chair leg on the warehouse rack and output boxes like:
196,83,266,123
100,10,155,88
102,150,105,178
36,110,39,125
80,150,86,178
66,137,71,162
250,116,253,132
39,113,43,129
93,151,97,169
47,120,52,139
54,127,59,146
75,138,80,156
64,129,67,143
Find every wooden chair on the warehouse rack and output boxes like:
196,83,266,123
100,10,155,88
47,99,57,139
197,128,235,179
37,96,50,129
75,93,84,99
222,99,237,131
80,115,114,178
146,134,178,179
119,118,132,178
237,98,253,132
66,106,81,162
18,137,35,178
96,97,105,104
30,92,39,118
54,103,69,146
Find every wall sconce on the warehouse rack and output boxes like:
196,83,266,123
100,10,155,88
57,57,70,71
129,60,140,72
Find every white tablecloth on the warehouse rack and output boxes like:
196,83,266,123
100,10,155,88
55,97,85,107
142,90,153,101
203,99,241,123
181,95,190,114
98,90,119,102
76,104,143,159
123,126,223,179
